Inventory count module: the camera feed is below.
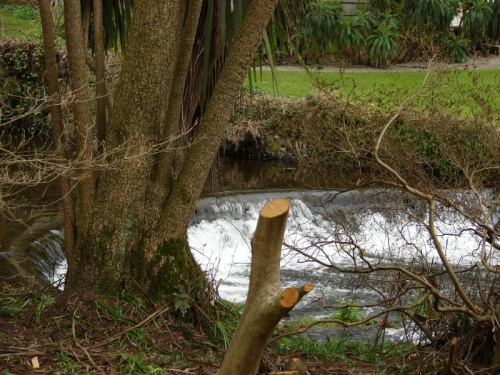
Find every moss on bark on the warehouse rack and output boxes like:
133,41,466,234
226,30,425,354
129,239,193,301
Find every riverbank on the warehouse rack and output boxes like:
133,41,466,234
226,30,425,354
0,287,479,374
222,94,500,191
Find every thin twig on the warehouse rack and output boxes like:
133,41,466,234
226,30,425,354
95,307,169,347
72,308,106,375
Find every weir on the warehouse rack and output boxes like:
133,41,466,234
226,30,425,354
3,189,498,344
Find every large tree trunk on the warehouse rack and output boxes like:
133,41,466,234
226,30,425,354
65,0,279,307
63,0,94,234
38,0,76,263
66,0,187,292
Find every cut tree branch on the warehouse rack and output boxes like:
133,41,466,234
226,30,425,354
218,199,313,375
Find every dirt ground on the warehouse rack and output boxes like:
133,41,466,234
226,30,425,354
0,290,497,374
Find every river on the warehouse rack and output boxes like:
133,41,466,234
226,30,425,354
1,161,498,345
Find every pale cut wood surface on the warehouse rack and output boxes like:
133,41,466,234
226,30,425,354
260,199,290,218
280,288,300,309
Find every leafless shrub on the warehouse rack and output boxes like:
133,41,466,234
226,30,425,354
276,68,500,369
224,118,267,148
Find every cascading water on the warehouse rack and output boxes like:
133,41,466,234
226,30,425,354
190,190,497,302
15,189,499,344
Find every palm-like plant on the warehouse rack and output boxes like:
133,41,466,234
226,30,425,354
404,0,457,32
352,8,377,36
337,18,365,60
487,0,500,41
379,10,399,30
303,0,344,53
80,0,133,51
366,22,400,66
445,33,470,62
462,0,492,44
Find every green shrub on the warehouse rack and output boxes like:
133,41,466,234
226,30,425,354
0,39,67,134
487,0,500,40
352,9,377,36
303,0,344,54
366,21,399,67
337,18,365,59
463,0,492,44
331,299,365,323
404,0,457,32
445,34,470,62
2,4,39,20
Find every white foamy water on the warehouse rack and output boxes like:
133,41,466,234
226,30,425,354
34,189,498,317
188,190,498,304
24,189,495,345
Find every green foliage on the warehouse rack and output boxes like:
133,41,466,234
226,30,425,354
391,121,461,179
0,290,54,323
463,0,492,44
33,293,55,323
95,297,155,350
445,34,470,62
337,18,365,58
172,286,191,318
55,351,83,374
487,0,500,40
289,128,301,139
410,294,432,317
331,299,364,323
212,319,236,349
80,0,133,51
303,0,344,53
404,0,457,32
210,300,242,349
278,335,392,363
95,299,136,326
378,10,399,31
352,9,377,36
366,20,399,66
118,353,168,375
0,295,30,318
1,4,39,20
0,39,61,134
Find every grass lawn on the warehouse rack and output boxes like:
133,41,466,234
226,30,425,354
0,8,39,39
246,68,500,113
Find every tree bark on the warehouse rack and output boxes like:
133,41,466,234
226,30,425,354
63,0,94,235
81,0,90,48
218,199,314,375
38,0,76,263
156,0,279,240
67,1,188,293
153,0,203,195
93,0,107,143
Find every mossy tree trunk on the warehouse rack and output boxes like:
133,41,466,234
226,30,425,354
55,0,279,307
